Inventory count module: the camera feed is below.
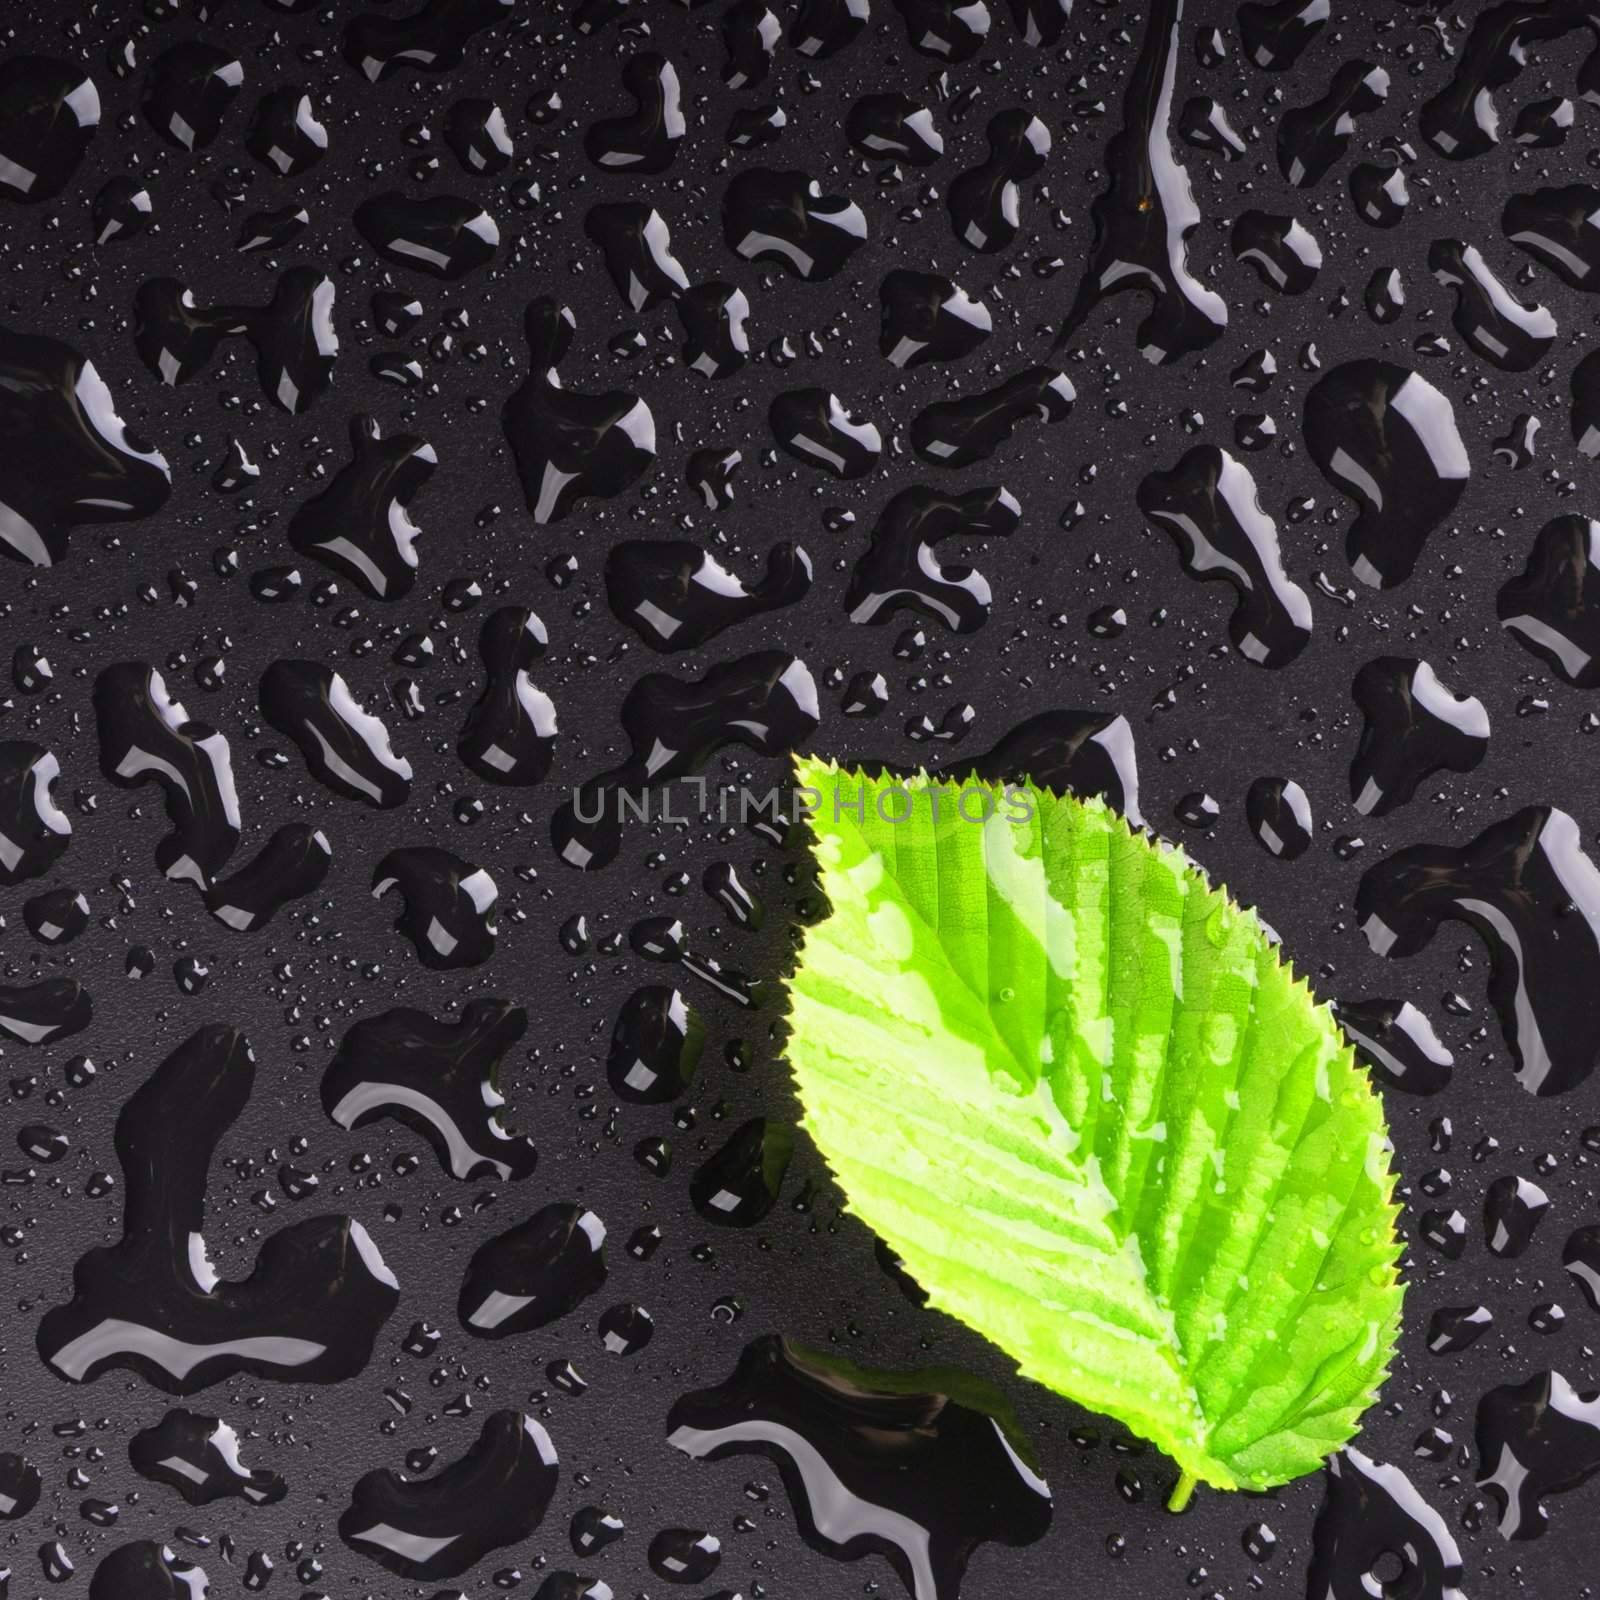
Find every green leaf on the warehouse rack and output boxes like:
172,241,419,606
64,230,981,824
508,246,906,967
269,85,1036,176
783,758,1404,1500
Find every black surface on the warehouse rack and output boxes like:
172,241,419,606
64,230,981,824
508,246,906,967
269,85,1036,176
1,0,1598,1595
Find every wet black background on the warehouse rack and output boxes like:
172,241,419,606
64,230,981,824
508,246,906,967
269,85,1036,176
3,0,1600,1594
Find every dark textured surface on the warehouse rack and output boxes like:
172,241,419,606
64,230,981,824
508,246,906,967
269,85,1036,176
2,0,1600,1595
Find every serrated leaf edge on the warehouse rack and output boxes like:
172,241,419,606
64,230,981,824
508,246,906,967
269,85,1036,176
782,753,1405,1500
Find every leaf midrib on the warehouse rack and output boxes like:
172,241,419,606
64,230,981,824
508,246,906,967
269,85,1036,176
820,801,1216,1467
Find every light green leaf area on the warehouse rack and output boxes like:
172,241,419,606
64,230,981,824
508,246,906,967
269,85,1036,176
784,758,1403,1500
